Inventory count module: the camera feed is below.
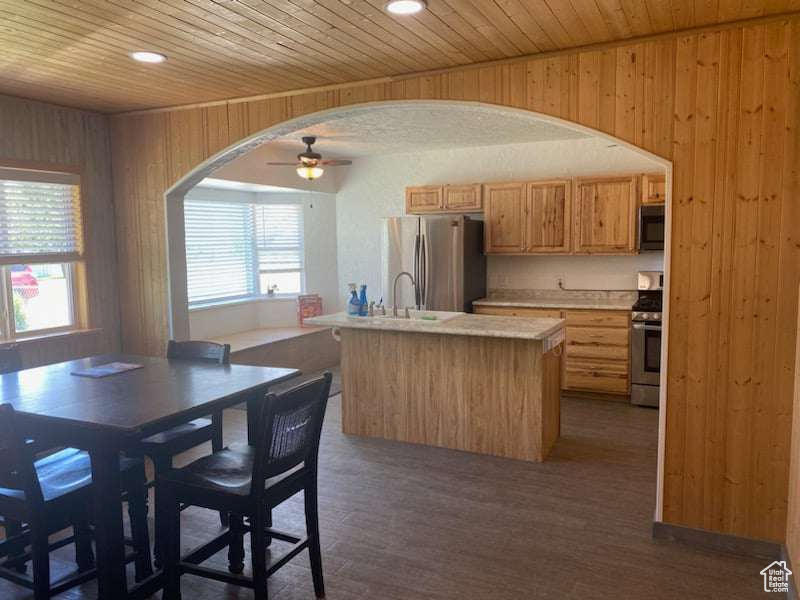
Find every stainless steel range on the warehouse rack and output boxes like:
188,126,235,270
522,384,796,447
631,271,663,408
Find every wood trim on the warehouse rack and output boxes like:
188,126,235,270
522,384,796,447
653,522,781,561
116,11,800,117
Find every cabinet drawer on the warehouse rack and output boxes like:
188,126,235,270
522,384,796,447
565,326,629,361
564,310,630,328
474,306,562,319
564,358,629,394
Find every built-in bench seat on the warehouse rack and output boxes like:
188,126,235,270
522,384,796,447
209,326,339,374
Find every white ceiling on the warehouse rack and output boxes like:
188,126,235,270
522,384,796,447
267,104,589,160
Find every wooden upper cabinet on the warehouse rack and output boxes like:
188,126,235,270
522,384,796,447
642,173,666,204
573,176,638,254
484,183,526,253
526,180,571,253
443,184,482,212
406,185,443,213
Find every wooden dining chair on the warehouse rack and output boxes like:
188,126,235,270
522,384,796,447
0,344,24,572
0,404,153,599
160,372,332,600
139,339,231,566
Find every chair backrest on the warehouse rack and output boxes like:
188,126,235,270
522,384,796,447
0,404,43,504
167,340,231,364
251,372,332,498
0,345,22,374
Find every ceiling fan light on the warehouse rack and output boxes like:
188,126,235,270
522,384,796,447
385,0,425,15
297,165,324,180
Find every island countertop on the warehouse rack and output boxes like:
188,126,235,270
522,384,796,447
304,312,565,341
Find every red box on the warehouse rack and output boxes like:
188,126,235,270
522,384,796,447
297,294,323,327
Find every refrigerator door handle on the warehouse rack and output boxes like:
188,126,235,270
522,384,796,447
452,222,460,310
413,234,421,308
420,234,427,309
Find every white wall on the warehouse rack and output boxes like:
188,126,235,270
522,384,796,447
335,137,665,307
185,186,339,339
488,254,664,291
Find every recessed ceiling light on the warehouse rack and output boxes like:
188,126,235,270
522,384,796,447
385,0,425,15
131,51,167,64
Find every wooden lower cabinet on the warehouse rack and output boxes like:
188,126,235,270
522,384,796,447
474,305,631,396
563,358,629,394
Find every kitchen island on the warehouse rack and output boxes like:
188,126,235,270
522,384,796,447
305,312,565,462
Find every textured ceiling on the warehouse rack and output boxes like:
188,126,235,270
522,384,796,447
267,104,588,159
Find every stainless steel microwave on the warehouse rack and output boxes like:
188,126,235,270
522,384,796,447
639,205,665,251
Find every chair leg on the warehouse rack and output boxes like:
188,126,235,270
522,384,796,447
30,520,50,600
127,468,153,582
264,508,273,548
151,454,172,570
251,507,269,600
305,483,325,599
5,519,28,573
161,485,182,600
211,411,229,528
73,515,95,572
227,513,245,574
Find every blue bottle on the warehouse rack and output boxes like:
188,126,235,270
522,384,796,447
347,284,360,316
358,284,368,316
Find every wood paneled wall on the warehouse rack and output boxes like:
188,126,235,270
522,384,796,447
109,18,800,542
787,287,800,570
0,95,120,366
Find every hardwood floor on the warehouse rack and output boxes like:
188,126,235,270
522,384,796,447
2,395,766,599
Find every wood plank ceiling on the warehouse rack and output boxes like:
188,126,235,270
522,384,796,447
1,0,799,113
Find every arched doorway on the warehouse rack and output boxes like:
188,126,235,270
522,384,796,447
164,99,672,520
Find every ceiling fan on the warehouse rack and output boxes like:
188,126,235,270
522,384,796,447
267,136,352,181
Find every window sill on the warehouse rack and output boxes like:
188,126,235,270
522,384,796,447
1,327,101,346
189,295,301,312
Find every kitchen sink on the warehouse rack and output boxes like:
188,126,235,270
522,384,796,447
375,309,464,323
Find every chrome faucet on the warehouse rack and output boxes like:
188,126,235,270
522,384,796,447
392,271,417,318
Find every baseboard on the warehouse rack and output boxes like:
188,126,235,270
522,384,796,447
782,545,799,600
652,521,781,561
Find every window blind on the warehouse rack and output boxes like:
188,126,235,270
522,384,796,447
254,204,304,273
0,178,82,264
184,200,256,305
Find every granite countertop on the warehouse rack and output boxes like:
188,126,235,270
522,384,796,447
304,312,565,341
474,289,638,311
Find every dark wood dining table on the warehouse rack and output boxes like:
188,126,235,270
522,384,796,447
0,353,299,600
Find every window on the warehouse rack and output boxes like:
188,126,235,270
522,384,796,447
0,168,83,339
184,198,305,307
255,204,304,296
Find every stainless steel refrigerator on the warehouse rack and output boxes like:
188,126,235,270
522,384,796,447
381,215,486,312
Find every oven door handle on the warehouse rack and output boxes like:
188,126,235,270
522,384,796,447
632,323,662,331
